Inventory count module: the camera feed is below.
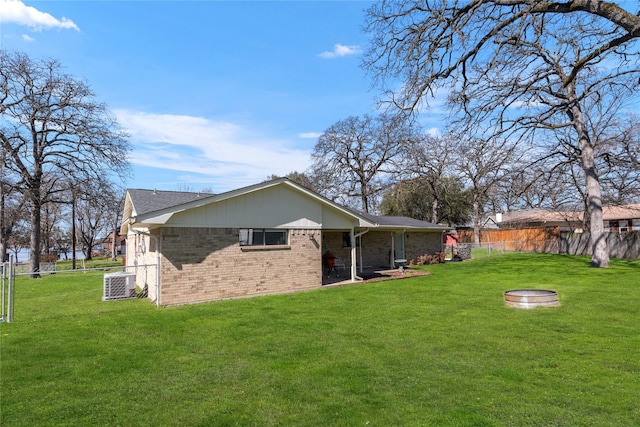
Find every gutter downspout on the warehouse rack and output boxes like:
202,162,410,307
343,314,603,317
351,229,369,281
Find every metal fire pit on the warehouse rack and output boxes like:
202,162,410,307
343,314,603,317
504,289,559,309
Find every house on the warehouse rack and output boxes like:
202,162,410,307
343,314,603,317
489,205,640,233
120,178,450,305
95,231,127,257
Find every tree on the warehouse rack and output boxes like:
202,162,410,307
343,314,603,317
364,1,640,267
310,114,416,212
380,177,472,226
0,51,130,276
267,171,317,192
402,132,460,223
75,181,121,261
0,183,26,262
456,137,521,244
594,113,640,205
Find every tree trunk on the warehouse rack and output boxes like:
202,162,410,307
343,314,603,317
29,196,41,278
431,198,438,224
581,141,609,267
472,193,481,245
72,196,77,270
571,100,609,267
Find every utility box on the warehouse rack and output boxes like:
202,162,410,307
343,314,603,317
103,272,136,301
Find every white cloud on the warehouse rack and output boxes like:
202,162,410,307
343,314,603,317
21,33,34,42
115,110,313,189
426,127,441,137
0,0,79,31
319,43,361,59
298,132,321,139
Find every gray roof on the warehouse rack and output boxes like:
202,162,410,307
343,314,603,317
358,211,446,229
127,188,214,216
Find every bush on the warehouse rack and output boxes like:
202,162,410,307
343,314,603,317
409,252,446,266
40,253,59,263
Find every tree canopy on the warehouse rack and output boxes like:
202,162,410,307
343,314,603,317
0,50,130,274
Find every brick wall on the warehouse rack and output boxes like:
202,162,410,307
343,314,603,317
404,232,444,262
158,227,322,305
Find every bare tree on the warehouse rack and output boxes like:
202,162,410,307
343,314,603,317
403,132,460,222
0,184,26,262
76,181,121,261
311,114,416,213
0,51,130,276
455,137,521,244
595,114,640,205
364,1,640,267
267,171,317,192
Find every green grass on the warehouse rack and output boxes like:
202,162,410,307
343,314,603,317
1,253,639,426
55,256,123,270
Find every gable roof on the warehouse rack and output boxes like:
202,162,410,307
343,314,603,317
122,178,450,232
126,188,215,217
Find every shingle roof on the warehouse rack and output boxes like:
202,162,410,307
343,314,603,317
127,189,214,216
358,212,446,229
603,204,640,221
496,204,640,225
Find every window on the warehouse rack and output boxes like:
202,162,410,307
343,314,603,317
239,229,288,246
342,232,351,247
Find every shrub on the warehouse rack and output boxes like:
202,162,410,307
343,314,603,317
409,252,446,266
40,253,59,263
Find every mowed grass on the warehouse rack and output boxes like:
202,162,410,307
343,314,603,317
1,253,639,426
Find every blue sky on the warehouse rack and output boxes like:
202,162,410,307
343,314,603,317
0,0,445,193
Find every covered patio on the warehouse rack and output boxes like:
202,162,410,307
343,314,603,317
320,215,448,285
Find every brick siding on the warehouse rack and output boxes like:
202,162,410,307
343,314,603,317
404,232,444,262
157,227,321,305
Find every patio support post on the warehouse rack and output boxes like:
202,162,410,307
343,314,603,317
352,229,369,279
390,232,395,269
350,229,357,282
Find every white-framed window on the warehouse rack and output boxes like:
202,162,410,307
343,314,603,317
239,229,288,246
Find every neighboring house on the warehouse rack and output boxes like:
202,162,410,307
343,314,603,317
488,205,640,232
96,231,127,257
120,178,450,306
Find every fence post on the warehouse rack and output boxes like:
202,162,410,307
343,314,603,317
7,255,14,323
1,262,5,322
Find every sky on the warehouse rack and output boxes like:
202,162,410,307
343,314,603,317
0,0,447,193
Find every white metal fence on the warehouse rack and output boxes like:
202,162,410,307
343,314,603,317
444,240,561,260
1,258,158,323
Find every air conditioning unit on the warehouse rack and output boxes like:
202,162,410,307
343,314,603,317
103,272,136,301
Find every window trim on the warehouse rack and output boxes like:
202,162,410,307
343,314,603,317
239,228,289,247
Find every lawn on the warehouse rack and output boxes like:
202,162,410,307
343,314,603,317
1,253,639,426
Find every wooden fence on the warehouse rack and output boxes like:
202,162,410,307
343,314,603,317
458,227,560,253
457,227,640,259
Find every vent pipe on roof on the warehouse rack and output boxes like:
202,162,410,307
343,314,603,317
496,213,503,223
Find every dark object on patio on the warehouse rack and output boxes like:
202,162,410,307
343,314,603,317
323,251,336,277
